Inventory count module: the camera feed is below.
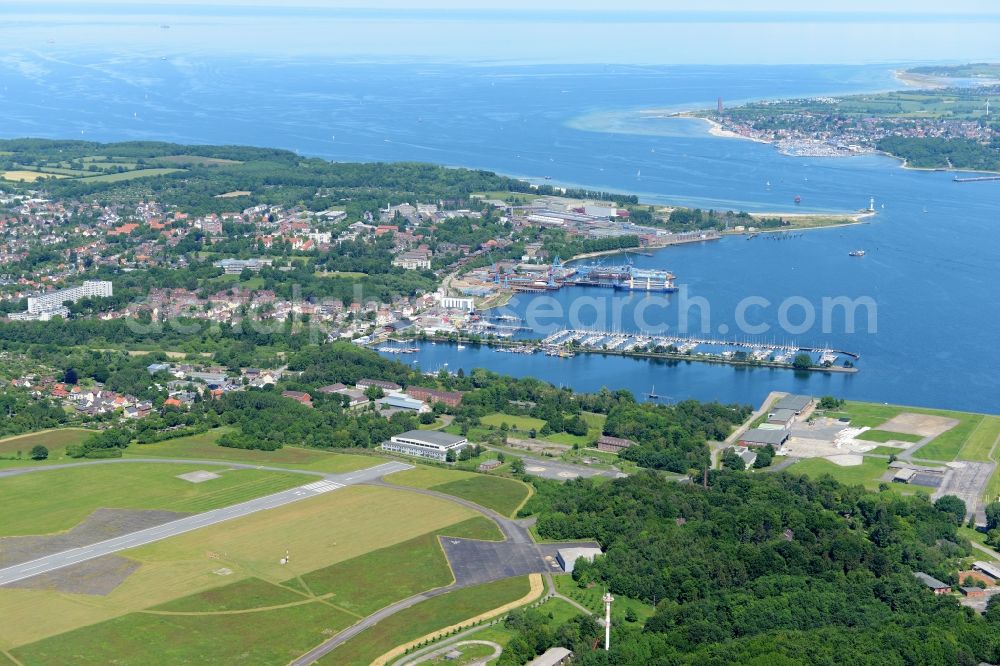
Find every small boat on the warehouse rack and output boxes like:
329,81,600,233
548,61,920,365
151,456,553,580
848,250,865,257
456,344,466,350
794,195,801,204
646,385,661,400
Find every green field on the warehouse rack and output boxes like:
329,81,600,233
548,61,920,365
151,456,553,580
957,415,1000,462
0,485,482,650
0,463,306,536
386,466,531,517
151,577,305,613
13,595,356,665
125,428,383,472
785,457,891,490
480,413,546,431
149,155,242,167
0,428,94,460
856,429,923,444
478,411,605,447
319,576,532,666
553,575,654,623
469,596,586,653
79,167,183,183
300,531,454,615
822,401,990,462
919,415,985,462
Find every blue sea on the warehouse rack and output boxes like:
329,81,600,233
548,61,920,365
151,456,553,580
0,56,997,413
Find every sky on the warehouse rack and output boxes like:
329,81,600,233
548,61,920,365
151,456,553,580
1,2,998,64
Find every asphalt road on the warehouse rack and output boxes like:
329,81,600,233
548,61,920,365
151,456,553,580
0,460,411,587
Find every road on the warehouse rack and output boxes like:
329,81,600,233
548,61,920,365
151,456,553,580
0,460,411,587
289,481,544,665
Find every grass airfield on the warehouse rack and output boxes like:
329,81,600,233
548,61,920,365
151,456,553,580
0,443,530,664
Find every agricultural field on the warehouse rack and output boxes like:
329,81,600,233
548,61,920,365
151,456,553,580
1,483,484,654
319,576,535,666
124,428,384,473
78,167,182,183
385,466,532,516
149,154,242,167
0,170,66,182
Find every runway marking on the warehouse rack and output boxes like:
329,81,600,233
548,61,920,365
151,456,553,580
302,480,345,494
0,461,413,587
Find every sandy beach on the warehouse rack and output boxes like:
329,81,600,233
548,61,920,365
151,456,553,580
892,69,949,89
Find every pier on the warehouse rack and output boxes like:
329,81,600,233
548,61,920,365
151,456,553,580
953,175,1000,183
389,328,860,374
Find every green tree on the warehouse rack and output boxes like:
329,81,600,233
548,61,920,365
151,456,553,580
934,495,967,525
792,353,813,370
510,457,526,475
720,448,745,471
445,448,457,463
986,501,1000,531
30,444,49,460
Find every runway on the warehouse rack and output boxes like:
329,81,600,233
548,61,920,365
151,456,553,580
0,460,411,587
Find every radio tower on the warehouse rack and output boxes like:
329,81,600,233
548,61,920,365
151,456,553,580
602,591,614,650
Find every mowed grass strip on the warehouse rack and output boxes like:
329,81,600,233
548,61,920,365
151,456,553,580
126,428,382,472
438,516,504,541
855,430,923,444
786,457,890,490
126,485,476,590
386,466,531,517
0,464,305,536
918,414,984,462
480,413,547,431
297,532,453,616
431,476,531,517
319,576,532,666
0,487,479,650
826,401,988,462
12,597,354,665
956,415,1000,462
150,577,305,613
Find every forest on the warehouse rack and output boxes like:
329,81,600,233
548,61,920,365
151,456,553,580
877,136,1000,172
524,471,1000,665
0,139,636,217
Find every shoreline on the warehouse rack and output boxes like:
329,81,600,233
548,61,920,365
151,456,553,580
387,335,860,375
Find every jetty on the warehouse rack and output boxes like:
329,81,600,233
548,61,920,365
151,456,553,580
387,329,860,374
953,175,1000,183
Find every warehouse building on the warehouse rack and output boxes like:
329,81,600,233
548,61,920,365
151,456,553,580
773,394,813,414
738,428,790,448
381,430,468,461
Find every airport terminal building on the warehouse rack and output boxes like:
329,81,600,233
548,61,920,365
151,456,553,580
381,430,469,462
